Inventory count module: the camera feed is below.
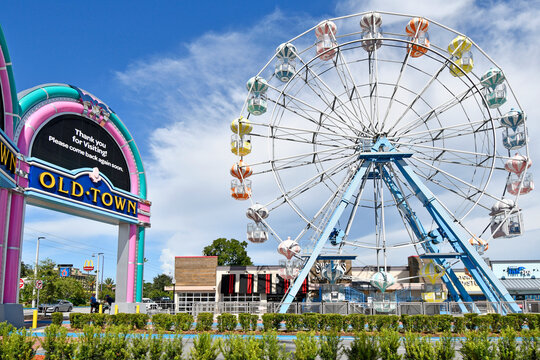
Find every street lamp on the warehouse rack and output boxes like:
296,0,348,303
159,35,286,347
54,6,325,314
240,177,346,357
92,252,104,300
31,236,45,308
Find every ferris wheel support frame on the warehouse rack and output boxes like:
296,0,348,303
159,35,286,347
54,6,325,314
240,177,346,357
278,138,521,314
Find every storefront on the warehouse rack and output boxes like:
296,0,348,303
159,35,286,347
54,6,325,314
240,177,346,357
491,260,540,300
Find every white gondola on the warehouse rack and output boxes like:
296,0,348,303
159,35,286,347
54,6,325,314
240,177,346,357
275,43,297,82
360,13,383,52
489,199,523,238
506,173,534,196
231,179,252,200
247,222,268,243
503,126,527,150
230,134,252,156
483,83,507,108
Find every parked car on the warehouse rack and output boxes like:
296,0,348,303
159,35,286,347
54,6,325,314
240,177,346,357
152,296,174,310
142,298,160,310
38,300,73,314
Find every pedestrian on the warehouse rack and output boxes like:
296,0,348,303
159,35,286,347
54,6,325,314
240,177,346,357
90,293,98,313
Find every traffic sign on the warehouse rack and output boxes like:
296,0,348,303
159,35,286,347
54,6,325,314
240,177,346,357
35,280,43,289
83,259,94,272
19,278,24,289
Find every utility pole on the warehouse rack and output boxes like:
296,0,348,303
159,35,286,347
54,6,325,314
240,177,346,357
31,236,45,308
93,252,104,300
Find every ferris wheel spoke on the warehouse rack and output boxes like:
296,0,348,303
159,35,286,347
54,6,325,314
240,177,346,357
332,48,374,131
296,56,372,134
411,157,502,205
268,84,363,136
380,46,413,131
264,153,358,210
254,124,353,148
390,85,478,137
413,155,500,170
388,118,491,143
393,140,495,159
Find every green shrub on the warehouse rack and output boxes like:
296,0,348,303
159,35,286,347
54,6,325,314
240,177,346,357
463,313,478,331
196,312,214,331
162,333,184,360
239,313,252,332
133,313,149,330
403,332,433,360
487,313,502,333
347,314,366,332
250,314,259,332
460,331,496,360
262,313,275,332
302,313,320,332
525,314,540,330
294,332,318,360
217,313,237,332
319,331,342,360
520,329,540,360
435,315,453,333
92,313,107,328
1,327,36,360
129,333,149,360
220,335,263,360
100,326,129,360
498,327,519,360
41,324,75,360
375,315,400,332
69,313,85,329
401,315,413,333
152,313,175,331
452,316,465,334
366,316,376,332
189,332,220,360
344,332,379,360
434,331,455,360
77,325,104,360
284,314,302,332
175,313,194,331
51,312,64,326
148,333,165,360
379,329,402,360
472,315,491,332
261,331,290,360
325,314,345,332
503,314,524,332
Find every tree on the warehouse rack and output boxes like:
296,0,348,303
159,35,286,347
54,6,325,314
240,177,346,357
144,274,173,299
203,238,253,266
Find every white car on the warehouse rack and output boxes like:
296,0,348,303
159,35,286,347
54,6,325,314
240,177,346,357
142,298,160,310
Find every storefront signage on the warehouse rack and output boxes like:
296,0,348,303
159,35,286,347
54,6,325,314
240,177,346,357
31,114,130,191
0,132,18,187
506,266,530,277
491,261,540,279
28,163,137,220
310,260,352,283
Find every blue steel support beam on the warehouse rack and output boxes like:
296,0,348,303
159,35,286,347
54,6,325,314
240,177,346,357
380,167,472,309
393,156,521,313
278,161,371,313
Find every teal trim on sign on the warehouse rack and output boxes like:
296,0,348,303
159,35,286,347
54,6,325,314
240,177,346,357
0,25,21,131
136,227,145,302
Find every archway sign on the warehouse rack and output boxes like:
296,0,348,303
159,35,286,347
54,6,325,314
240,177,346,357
0,26,151,327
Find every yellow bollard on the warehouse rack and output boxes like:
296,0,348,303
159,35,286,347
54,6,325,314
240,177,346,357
32,310,38,329
99,304,103,314
136,305,140,314
114,304,118,315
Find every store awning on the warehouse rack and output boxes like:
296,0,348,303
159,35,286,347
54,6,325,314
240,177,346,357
501,278,540,292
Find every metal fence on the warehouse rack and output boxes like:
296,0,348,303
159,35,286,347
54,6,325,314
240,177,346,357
147,300,540,316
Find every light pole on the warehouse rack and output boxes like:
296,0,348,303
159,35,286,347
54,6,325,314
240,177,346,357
31,236,45,308
93,252,104,300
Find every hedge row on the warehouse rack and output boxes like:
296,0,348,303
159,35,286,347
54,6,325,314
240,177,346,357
69,313,149,330
8,322,540,360
260,313,540,333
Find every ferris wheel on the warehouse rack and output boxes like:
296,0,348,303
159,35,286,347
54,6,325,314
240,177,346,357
229,11,532,314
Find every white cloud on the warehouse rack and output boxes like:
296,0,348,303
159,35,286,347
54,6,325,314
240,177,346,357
114,2,540,278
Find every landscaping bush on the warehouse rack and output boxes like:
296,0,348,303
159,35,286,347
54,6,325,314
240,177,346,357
460,330,496,360
319,331,342,360
434,331,455,360
189,332,220,360
463,313,478,331
375,315,400,331
69,313,85,329
344,332,379,360
196,312,214,331
324,314,345,332
452,316,465,334
261,331,289,360
471,315,492,332
129,333,150,360
0,327,36,360
403,332,434,360
379,329,401,360
162,333,185,360
100,326,130,360
520,329,540,359
294,332,319,360
220,335,263,360
498,326,519,360
400,314,413,333
302,313,320,332
217,313,237,332
487,313,503,333
148,333,165,360
175,313,194,331
92,313,107,328
435,315,453,333
366,315,377,332
77,325,104,360
41,324,75,360
239,313,252,332
262,313,275,332
51,311,64,326
284,314,302,332
347,314,366,332
152,313,175,331
250,314,259,331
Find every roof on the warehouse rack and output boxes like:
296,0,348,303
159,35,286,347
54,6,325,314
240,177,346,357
501,278,540,291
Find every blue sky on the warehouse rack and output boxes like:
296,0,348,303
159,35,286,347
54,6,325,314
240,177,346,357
1,0,539,283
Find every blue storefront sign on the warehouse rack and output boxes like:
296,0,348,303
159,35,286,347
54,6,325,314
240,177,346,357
27,162,138,222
